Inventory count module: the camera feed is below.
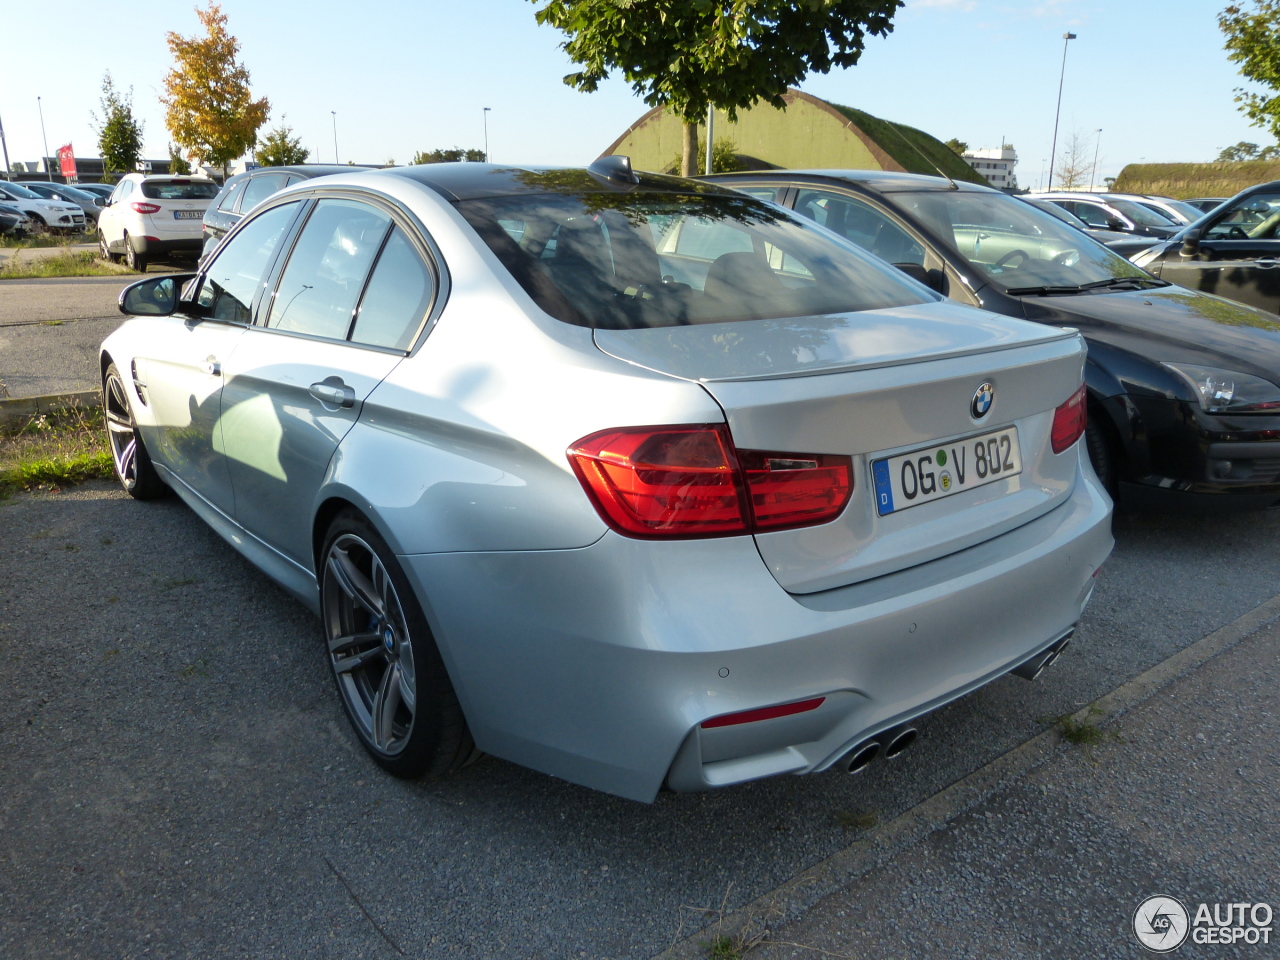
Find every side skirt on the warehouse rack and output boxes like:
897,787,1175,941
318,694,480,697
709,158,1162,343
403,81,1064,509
153,462,321,615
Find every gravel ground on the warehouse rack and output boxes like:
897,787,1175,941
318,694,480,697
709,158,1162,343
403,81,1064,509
749,618,1280,960
1,484,1279,959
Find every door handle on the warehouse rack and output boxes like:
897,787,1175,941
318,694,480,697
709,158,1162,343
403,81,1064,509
204,357,221,376
309,380,356,408
1255,258,1280,269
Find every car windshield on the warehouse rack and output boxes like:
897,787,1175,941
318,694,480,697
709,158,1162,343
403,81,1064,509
0,181,43,200
140,179,219,200
896,190,1150,291
457,188,931,329
1108,198,1174,227
1157,199,1205,223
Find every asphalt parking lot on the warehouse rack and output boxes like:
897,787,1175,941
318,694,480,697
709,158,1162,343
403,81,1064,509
2,481,1279,959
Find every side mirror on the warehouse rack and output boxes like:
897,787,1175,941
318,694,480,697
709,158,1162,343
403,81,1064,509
894,262,945,293
120,275,183,316
1180,227,1202,256
1106,217,1128,232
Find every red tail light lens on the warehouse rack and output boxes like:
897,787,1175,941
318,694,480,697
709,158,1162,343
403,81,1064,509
1051,384,1088,453
131,202,161,214
568,425,853,538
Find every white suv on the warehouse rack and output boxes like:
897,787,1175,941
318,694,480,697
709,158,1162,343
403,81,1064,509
0,180,86,233
97,173,220,271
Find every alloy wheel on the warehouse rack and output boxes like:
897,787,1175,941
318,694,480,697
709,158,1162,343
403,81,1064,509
103,370,140,488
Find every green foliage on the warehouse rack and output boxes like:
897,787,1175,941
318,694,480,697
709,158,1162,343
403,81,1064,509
162,3,270,175
168,143,192,175
828,103,986,184
1216,140,1280,161
666,136,743,173
92,73,144,176
531,0,903,126
1221,2,1280,141
944,138,969,155
1113,159,1280,198
410,147,487,164
254,122,309,166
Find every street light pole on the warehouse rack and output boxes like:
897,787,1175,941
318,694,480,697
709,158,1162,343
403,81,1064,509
37,96,53,181
0,107,11,176
331,111,339,165
483,107,491,162
1089,128,1102,191
1046,32,1076,192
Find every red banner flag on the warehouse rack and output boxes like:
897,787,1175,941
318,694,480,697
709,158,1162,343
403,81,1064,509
57,144,77,180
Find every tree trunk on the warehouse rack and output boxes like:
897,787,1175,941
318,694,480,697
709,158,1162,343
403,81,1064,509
681,121,698,178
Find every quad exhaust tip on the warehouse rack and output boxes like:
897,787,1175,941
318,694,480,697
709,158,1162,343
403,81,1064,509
1011,632,1074,682
841,723,919,774
882,726,918,759
842,740,881,774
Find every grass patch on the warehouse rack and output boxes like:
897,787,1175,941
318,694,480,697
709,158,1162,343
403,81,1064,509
1040,706,1123,762
835,809,878,832
0,404,113,495
0,233,93,250
0,249,134,279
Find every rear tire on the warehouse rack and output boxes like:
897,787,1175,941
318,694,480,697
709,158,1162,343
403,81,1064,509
103,363,167,500
321,509,476,780
98,229,119,264
124,232,148,272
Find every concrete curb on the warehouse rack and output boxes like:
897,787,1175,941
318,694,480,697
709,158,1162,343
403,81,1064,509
651,591,1280,959
0,390,100,426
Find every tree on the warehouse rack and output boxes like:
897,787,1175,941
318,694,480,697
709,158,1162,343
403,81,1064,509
255,122,309,166
1216,140,1280,160
161,3,270,179
943,138,969,156
411,147,486,164
531,0,904,176
168,143,193,175
92,73,144,177
1221,2,1280,142
1052,128,1091,190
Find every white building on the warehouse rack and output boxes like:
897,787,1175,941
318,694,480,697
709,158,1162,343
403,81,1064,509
961,146,1018,190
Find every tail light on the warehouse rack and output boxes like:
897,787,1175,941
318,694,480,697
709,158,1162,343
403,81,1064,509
131,202,161,214
1051,384,1087,453
568,424,852,538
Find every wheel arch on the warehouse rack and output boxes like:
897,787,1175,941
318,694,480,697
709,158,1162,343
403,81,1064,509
312,491,409,578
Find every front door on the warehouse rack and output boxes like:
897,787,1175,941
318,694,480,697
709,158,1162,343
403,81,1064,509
1159,190,1280,314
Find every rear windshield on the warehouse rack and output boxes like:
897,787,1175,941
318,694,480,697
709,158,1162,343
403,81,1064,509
456,191,929,329
140,179,219,200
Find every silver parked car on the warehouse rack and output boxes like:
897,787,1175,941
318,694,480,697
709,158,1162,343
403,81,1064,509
102,160,1113,802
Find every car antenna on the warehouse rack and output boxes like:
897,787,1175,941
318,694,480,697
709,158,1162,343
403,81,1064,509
882,120,959,190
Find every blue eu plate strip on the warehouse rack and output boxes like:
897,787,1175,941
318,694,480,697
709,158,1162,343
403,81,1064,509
872,459,895,516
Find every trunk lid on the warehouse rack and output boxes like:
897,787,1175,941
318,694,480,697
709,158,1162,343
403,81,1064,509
595,301,1087,593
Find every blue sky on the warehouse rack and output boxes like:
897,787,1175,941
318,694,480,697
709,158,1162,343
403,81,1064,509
0,0,1263,186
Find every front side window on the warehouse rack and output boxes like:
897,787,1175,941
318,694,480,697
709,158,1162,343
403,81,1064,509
456,189,929,329
1204,193,1280,241
196,201,299,323
897,191,1149,291
239,175,287,213
1062,201,1112,228
267,199,390,339
795,188,925,266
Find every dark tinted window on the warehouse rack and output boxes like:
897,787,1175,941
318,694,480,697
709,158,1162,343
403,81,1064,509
239,174,287,213
196,202,299,323
456,191,928,329
267,199,390,339
217,179,246,212
351,227,434,350
1205,192,1280,240
795,188,925,266
140,179,219,200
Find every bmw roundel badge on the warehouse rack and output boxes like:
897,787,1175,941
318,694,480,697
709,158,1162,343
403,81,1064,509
971,382,994,419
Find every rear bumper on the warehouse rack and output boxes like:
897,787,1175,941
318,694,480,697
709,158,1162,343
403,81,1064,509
131,236,202,257
399,459,1112,802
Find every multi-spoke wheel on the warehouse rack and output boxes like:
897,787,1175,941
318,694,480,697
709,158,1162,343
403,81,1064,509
321,510,475,778
102,362,167,499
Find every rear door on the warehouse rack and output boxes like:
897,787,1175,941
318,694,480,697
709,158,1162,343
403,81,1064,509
1158,189,1280,314
220,196,437,568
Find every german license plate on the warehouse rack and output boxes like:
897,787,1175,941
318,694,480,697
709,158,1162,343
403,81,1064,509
871,426,1022,516
173,210,202,219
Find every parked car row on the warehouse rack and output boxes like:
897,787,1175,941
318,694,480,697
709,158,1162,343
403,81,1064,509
0,180,86,233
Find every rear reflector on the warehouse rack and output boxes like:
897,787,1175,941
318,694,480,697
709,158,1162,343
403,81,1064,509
568,425,853,538
130,202,161,214
701,697,826,728
1051,384,1088,453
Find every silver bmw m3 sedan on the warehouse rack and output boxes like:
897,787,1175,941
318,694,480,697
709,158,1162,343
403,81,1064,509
102,158,1113,802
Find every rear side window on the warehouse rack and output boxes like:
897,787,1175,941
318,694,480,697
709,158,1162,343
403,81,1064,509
350,227,434,350
456,191,928,329
217,180,246,213
267,199,390,340
140,179,219,200
197,202,299,323
239,175,287,213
